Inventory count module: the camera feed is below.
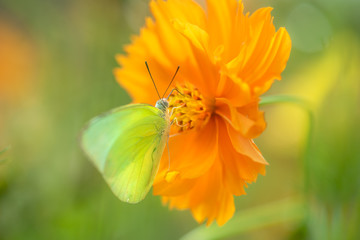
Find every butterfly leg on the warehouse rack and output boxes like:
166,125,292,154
166,138,171,170
169,133,182,138
169,104,185,118
171,117,190,129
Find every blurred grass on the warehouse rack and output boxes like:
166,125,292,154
0,0,360,239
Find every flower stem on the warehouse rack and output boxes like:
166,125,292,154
181,197,304,240
260,95,309,108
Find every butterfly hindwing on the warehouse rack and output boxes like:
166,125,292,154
81,103,170,203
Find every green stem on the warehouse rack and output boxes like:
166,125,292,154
260,95,309,108
180,197,304,240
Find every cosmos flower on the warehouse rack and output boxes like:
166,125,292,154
115,0,291,225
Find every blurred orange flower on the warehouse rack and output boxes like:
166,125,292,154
0,18,35,103
115,0,291,225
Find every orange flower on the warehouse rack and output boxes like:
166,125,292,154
115,0,291,225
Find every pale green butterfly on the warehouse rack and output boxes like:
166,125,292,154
80,62,180,203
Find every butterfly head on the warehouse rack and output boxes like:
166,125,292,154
155,98,169,112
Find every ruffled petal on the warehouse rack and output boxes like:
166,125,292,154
171,18,218,96
215,72,252,107
226,1,248,62
215,98,266,138
218,118,266,193
207,0,238,53
224,7,291,96
237,7,275,79
161,159,235,226
250,27,292,95
156,117,218,182
226,122,268,165
153,172,196,196
150,0,194,65
172,18,209,53
155,0,206,29
115,18,179,103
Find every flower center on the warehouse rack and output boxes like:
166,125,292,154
168,83,211,133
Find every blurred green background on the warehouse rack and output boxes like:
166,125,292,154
0,0,359,239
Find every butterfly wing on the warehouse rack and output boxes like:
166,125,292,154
81,103,170,203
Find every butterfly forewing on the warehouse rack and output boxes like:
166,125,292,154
81,103,170,203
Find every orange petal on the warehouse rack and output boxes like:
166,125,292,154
215,72,252,107
230,7,291,95
215,98,266,138
115,20,177,103
250,27,292,95
172,18,209,53
239,7,275,77
218,118,266,192
160,117,218,179
153,172,196,196
226,1,248,62
150,0,194,65
226,122,268,165
155,0,206,29
161,159,235,226
207,0,239,53
170,20,218,95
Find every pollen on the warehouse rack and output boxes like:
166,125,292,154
168,83,211,133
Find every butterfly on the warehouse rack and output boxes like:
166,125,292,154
80,62,180,203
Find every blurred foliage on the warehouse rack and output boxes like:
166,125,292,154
0,0,359,239
305,33,360,240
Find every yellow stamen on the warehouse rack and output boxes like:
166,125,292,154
168,83,211,133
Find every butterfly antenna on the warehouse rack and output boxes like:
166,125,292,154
145,61,161,99
162,66,180,98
